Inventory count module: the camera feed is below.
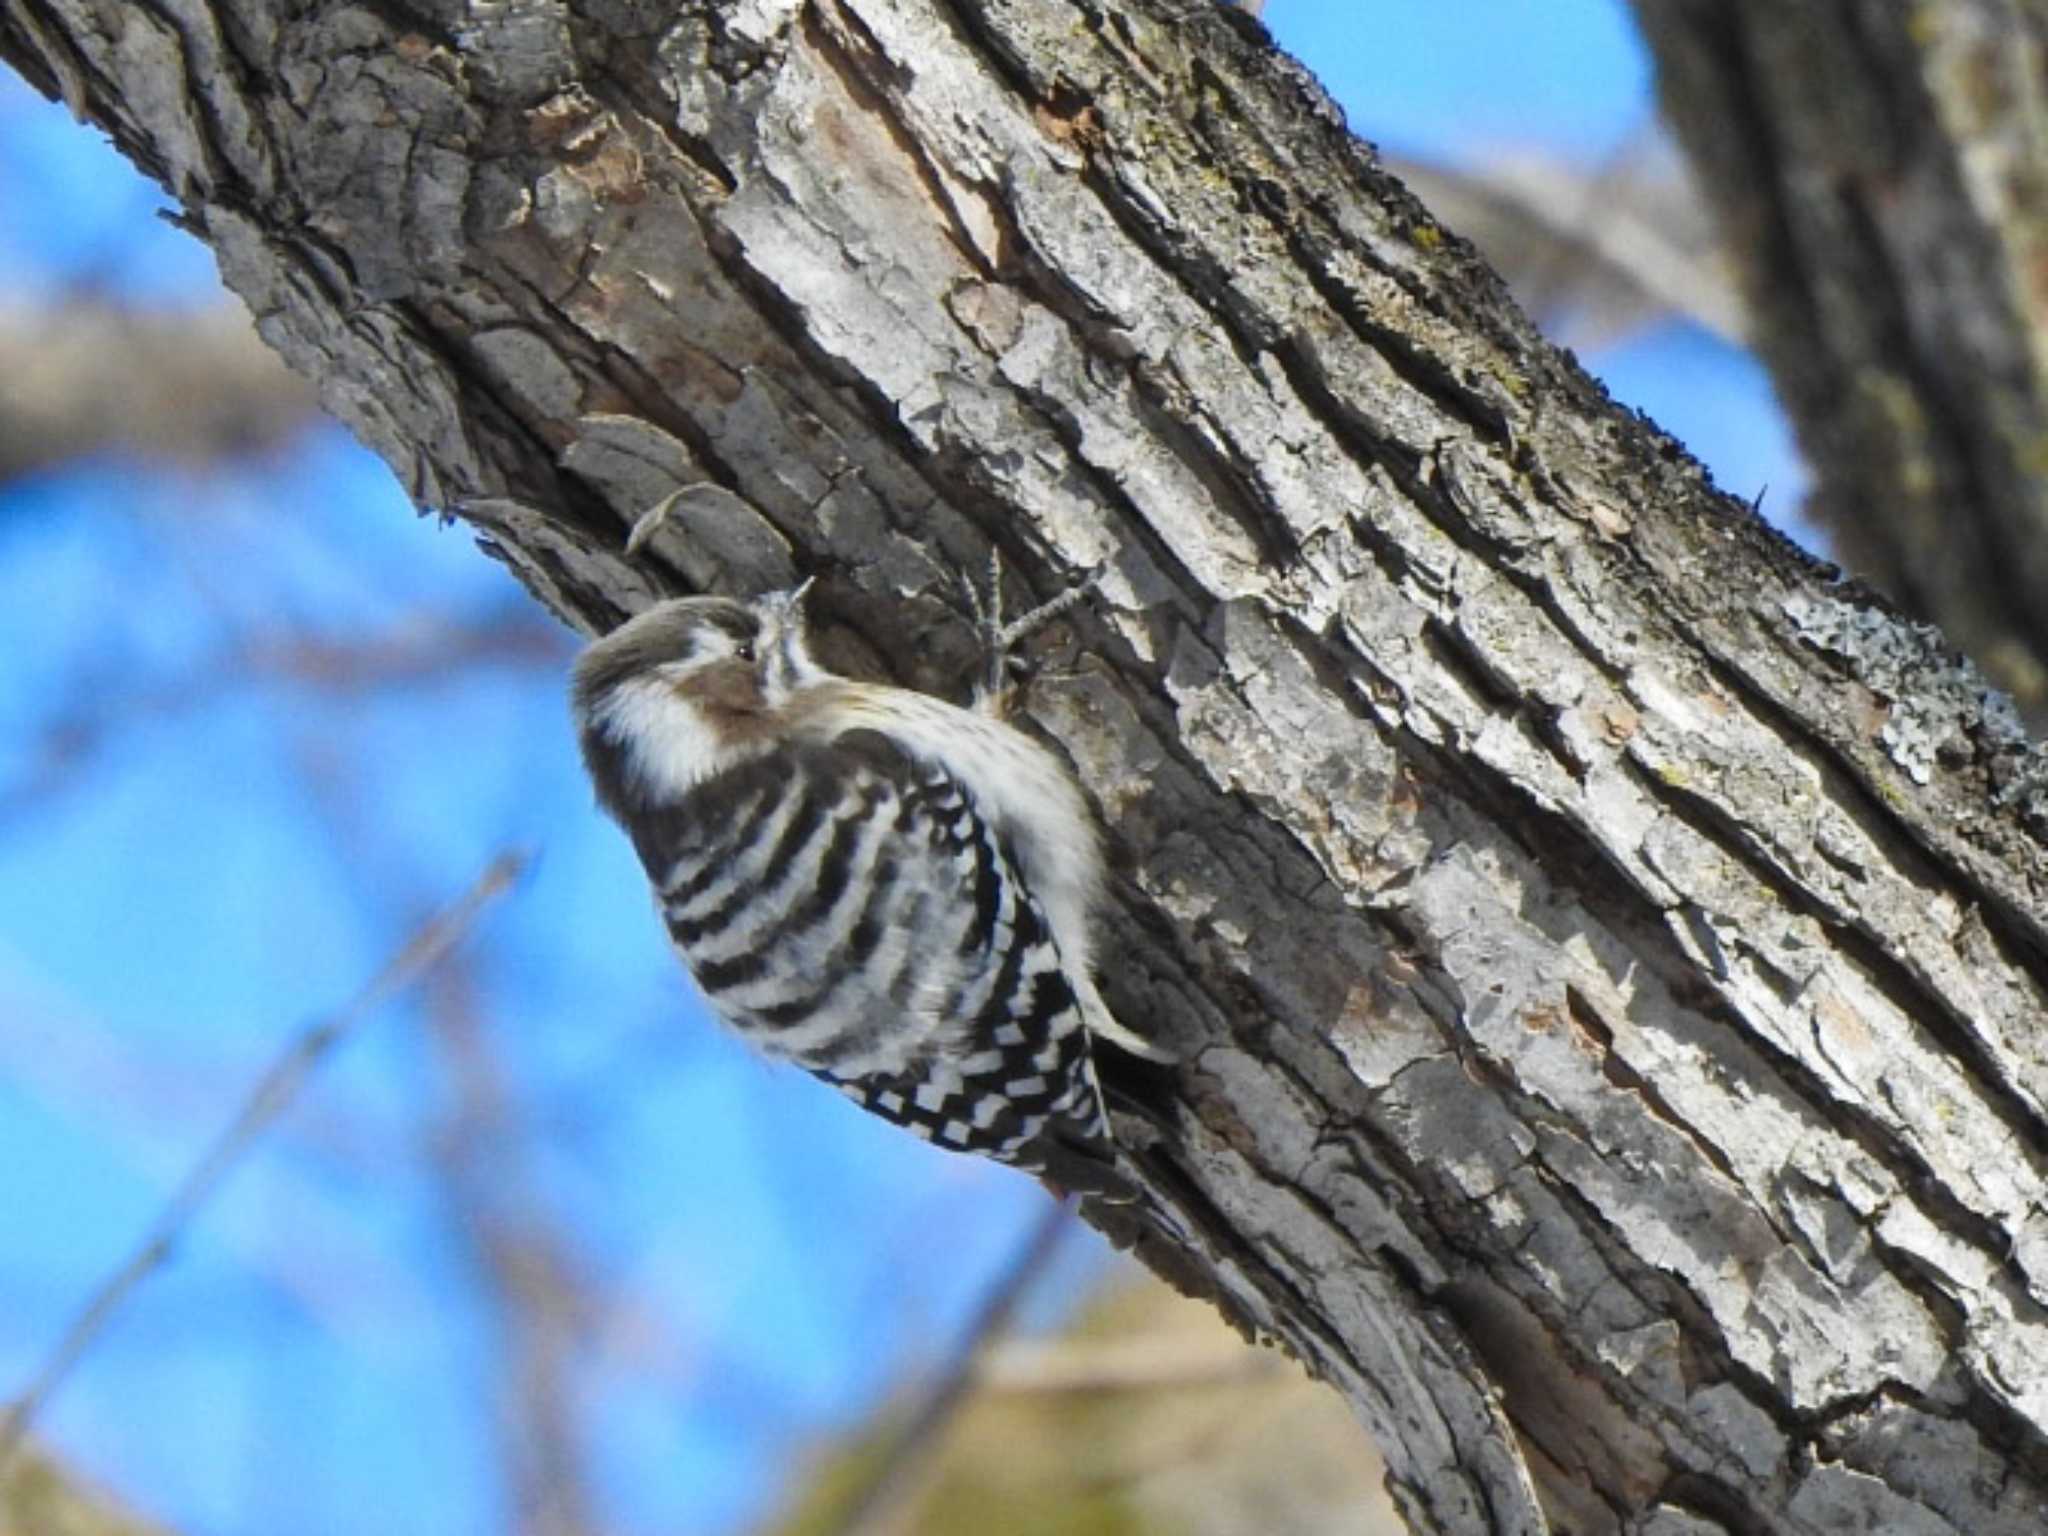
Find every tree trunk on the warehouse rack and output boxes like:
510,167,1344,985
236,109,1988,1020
8,2,2048,1531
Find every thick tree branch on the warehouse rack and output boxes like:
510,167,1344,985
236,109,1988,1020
9,2,2048,1532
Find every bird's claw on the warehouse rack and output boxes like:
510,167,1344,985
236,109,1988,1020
958,551,1094,713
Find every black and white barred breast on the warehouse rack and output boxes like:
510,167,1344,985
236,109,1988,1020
628,726,1120,1189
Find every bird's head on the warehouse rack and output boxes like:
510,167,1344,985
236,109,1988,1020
569,584,825,813
572,595,765,722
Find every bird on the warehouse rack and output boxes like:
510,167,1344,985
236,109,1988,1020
570,575,1166,1200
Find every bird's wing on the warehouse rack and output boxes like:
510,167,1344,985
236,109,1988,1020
809,730,1118,1165
653,726,1127,1194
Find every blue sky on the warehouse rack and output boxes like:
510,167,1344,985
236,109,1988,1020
0,5,1806,1533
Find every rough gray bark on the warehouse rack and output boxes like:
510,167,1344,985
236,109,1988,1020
1635,0,2048,720
7,2,2048,1533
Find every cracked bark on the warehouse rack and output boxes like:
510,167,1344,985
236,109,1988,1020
7,2,2048,1532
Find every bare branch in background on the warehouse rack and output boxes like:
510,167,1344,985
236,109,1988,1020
272,668,608,1536
0,302,319,480
422,959,603,1536
976,1331,1280,1396
0,972,438,1337
1387,141,1746,350
827,1200,1073,1536
1634,0,2048,717
769,1275,1401,1536
0,853,527,1473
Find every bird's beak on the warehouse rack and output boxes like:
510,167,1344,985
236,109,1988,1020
764,577,815,627
756,579,816,668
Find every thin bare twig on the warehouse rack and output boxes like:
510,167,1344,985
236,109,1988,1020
0,851,528,1473
830,1198,1074,1536
422,961,601,1536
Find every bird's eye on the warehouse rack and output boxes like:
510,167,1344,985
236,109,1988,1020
734,641,756,662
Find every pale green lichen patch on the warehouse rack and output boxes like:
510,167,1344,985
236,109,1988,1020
1781,592,2024,784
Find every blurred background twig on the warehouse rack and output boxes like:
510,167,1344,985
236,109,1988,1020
0,854,525,1474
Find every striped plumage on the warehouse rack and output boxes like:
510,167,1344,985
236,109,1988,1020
571,586,1159,1198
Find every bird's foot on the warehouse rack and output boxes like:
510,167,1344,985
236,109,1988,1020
959,550,1094,716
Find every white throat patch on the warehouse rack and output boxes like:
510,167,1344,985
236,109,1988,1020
596,677,757,801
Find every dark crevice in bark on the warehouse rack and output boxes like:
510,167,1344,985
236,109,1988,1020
1624,744,2048,1179
1410,616,1524,716
1136,1154,1380,1396
1630,770,2048,1335
1272,335,1433,491
1691,613,2048,994
932,0,1059,104
1657,1471,1774,1536
1565,985,1744,1191
1501,1166,1796,1445
803,0,1001,281
1801,1375,2048,1510
1126,379,1302,571
1271,609,1395,727
588,50,742,196
354,0,459,47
